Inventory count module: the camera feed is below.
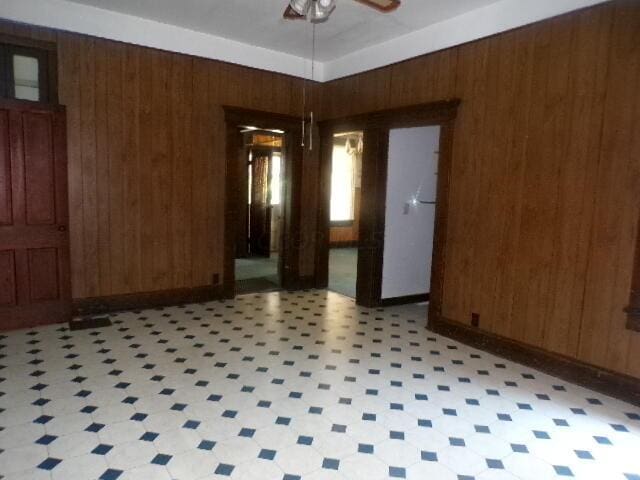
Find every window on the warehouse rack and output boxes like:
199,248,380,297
330,143,355,223
0,42,53,103
270,153,282,206
12,54,40,101
330,134,362,224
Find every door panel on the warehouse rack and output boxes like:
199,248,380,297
28,247,59,301
0,100,70,331
23,112,56,225
0,110,11,226
0,250,16,306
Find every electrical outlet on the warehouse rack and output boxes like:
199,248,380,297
471,313,480,328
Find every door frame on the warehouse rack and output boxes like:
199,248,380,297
223,107,304,297
315,100,460,319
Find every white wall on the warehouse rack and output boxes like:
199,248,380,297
381,126,440,299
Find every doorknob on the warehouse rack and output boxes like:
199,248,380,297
58,225,67,232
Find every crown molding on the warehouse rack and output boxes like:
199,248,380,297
323,0,609,80
1,0,609,83
0,0,321,80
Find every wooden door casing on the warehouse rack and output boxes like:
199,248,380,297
0,99,71,331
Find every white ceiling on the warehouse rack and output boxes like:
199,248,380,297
63,0,500,62
1,0,608,80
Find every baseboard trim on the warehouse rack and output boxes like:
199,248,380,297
73,285,224,316
380,293,429,307
429,315,640,407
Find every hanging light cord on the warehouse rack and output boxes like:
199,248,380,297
301,55,306,147
301,4,318,150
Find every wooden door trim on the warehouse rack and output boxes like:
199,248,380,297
0,98,64,112
357,127,390,307
223,106,304,297
315,100,460,311
626,207,640,332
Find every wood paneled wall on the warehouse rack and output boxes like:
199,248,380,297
323,0,640,379
2,1,638,379
0,19,321,299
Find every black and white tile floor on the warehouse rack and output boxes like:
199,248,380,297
0,290,639,480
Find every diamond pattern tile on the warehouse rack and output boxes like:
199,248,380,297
0,290,638,479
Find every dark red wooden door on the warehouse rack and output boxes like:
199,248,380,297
0,100,71,331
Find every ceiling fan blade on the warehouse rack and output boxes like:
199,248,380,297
284,5,306,19
353,0,401,13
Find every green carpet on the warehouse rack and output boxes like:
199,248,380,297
235,254,279,281
328,248,358,298
235,254,280,294
235,277,280,295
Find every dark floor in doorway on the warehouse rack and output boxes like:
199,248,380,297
235,276,281,294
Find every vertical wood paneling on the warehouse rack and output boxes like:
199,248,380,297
95,41,111,294
468,31,517,336
106,42,126,294
137,48,154,292
169,53,193,288
208,66,225,281
57,33,85,298
579,1,640,373
79,37,98,297
150,50,171,290
190,58,211,287
543,7,612,357
321,1,640,379
1,1,637,378
486,27,535,340
122,44,142,293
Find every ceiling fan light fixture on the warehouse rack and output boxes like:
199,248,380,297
289,0,312,16
309,0,336,23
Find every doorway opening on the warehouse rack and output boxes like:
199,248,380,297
380,126,440,304
315,101,459,312
235,130,285,294
224,106,305,298
328,131,363,298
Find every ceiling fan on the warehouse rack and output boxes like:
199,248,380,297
284,0,401,23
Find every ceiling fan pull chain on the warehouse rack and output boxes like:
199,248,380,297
301,55,306,148
309,21,316,150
